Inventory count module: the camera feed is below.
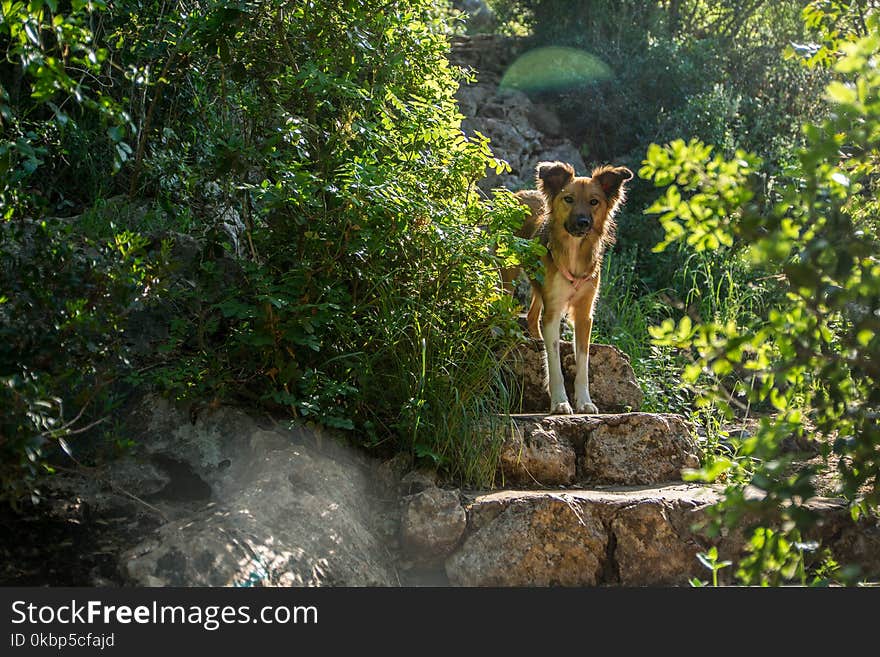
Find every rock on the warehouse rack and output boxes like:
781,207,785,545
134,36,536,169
400,488,467,560
499,420,577,486
580,413,701,485
612,501,703,585
446,493,608,586
455,80,496,119
510,339,644,413
528,141,587,175
40,394,880,587
399,469,438,497
471,113,543,189
453,61,587,192
375,452,414,498
526,103,562,137
494,413,699,487
447,485,720,586
117,396,397,586
446,485,875,587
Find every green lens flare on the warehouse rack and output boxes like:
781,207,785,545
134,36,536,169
500,47,613,92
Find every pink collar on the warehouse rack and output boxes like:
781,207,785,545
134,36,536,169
558,262,594,291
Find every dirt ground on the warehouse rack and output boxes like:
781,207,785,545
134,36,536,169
0,491,158,586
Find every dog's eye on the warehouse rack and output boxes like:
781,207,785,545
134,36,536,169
590,199,599,206
563,196,574,204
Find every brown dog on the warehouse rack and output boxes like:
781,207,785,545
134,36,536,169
506,161,633,414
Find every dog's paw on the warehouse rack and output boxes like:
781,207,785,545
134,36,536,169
575,401,599,414
550,401,573,415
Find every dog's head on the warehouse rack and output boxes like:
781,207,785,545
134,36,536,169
536,161,633,239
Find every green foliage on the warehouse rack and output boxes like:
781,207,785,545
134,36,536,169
689,546,732,587
487,0,827,165
736,528,817,587
794,0,873,67
0,218,166,503
0,1,163,502
1,0,532,500
119,1,526,484
1,0,130,213
642,15,880,582
641,139,761,253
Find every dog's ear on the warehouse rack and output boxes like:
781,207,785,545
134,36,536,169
536,161,575,198
593,166,634,206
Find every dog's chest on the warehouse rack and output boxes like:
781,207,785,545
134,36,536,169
543,266,596,306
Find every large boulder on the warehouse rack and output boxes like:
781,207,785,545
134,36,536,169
612,500,704,585
446,486,880,586
400,487,467,561
446,486,716,586
498,421,577,486
580,413,701,485
114,396,397,586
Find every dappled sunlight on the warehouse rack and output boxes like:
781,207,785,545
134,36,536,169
3,0,879,590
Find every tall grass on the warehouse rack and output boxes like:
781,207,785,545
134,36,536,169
677,249,773,326
354,279,523,485
591,246,694,413
592,246,666,360
590,240,787,417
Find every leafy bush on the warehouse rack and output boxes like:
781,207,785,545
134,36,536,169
0,218,166,503
642,13,880,582
0,0,130,212
1,1,161,502
123,1,530,483
1,0,533,498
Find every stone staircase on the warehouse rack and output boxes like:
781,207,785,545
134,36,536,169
498,337,699,487
450,339,713,585
397,338,880,586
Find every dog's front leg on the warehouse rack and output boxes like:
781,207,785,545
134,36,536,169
572,293,599,414
543,310,572,415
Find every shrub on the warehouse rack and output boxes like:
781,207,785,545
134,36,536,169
642,14,880,582
2,1,534,498
1,1,159,503
0,218,166,503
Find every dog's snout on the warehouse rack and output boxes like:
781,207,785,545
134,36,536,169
565,213,594,236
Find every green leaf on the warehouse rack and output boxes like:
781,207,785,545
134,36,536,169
825,81,857,105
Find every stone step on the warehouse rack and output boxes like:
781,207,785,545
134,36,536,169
508,338,644,414
444,485,880,586
495,412,701,488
